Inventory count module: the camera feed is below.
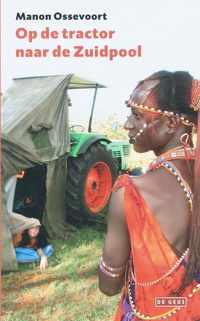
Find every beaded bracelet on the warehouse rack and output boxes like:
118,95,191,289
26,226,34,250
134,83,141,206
100,256,127,272
99,256,127,278
99,262,123,278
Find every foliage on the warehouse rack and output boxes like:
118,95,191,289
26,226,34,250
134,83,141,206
94,114,154,170
94,114,127,140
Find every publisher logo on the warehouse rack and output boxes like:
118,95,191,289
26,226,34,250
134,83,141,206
155,297,187,307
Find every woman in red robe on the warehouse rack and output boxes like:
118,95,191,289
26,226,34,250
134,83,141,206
98,71,200,321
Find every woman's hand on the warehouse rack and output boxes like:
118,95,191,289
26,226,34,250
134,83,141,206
40,255,48,271
37,248,48,271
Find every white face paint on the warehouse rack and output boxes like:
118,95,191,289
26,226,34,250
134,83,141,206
131,123,147,144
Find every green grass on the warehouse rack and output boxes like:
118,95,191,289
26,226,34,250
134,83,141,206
2,150,154,321
2,227,119,321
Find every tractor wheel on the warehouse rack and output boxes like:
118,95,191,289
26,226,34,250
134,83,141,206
66,142,118,224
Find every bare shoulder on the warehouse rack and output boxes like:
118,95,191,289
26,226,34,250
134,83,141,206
129,167,189,220
110,171,161,209
130,167,172,196
109,171,159,218
130,170,157,193
109,182,125,219
109,169,172,223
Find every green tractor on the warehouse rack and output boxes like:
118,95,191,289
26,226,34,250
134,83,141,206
65,75,131,223
13,75,131,224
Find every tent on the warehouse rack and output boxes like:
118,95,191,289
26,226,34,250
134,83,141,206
2,74,104,271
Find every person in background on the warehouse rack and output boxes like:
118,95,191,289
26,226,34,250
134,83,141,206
11,213,53,272
98,71,200,320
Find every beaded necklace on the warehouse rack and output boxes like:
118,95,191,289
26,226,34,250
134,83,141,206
155,161,193,212
130,159,192,288
149,146,194,212
149,146,195,171
127,147,200,320
128,282,200,321
130,247,189,287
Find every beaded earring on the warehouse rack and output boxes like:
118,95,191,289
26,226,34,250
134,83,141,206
180,133,190,146
180,133,193,169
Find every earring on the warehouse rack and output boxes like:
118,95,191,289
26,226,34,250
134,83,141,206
180,133,190,146
180,133,191,161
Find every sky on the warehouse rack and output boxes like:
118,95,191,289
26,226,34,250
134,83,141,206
2,0,200,125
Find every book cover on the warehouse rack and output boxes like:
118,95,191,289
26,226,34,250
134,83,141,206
1,0,200,320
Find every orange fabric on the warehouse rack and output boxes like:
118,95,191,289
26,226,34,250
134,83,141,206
12,232,23,247
113,175,200,321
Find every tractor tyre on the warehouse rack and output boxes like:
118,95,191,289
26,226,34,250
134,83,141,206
66,142,118,224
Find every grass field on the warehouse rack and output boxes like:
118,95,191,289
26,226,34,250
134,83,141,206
2,149,153,321
2,226,119,321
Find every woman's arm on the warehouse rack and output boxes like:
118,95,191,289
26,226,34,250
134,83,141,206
98,187,131,296
37,248,48,271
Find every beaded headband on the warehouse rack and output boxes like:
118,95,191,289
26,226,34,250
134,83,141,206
190,79,200,111
126,77,200,128
126,99,194,127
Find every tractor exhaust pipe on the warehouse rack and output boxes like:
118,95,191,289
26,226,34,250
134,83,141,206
88,85,98,132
